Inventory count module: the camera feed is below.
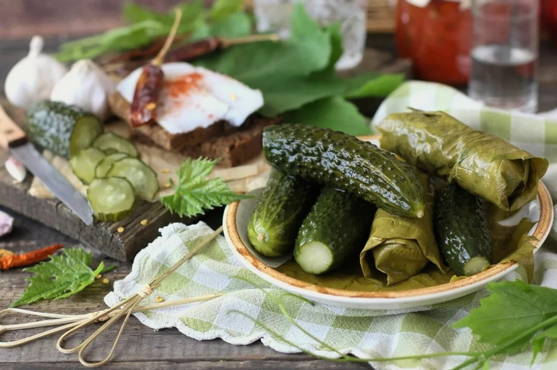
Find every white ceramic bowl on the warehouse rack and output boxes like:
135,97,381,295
223,181,553,310
224,135,553,311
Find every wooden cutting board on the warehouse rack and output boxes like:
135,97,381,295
0,102,186,262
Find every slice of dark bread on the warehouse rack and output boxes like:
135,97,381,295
180,115,280,167
108,92,280,167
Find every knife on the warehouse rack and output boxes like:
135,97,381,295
0,105,94,225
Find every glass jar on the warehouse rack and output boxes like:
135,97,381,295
395,0,472,85
541,0,557,43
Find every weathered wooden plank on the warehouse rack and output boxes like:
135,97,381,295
0,260,370,369
3,360,370,369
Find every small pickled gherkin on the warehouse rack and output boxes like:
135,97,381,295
247,170,316,257
294,187,374,275
262,124,426,218
434,184,492,276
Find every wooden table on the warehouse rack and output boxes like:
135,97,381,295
1,34,557,370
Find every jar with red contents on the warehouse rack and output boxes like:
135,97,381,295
395,0,472,85
541,0,557,43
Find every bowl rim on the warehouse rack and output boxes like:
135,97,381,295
224,181,553,300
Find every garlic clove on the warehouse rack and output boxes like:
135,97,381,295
50,59,114,119
0,210,14,237
4,35,67,109
4,156,27,183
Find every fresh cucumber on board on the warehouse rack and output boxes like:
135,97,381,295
247,170,316,257
70,113,103,157
294,187,374,275
70,147,105,184
87,177,136,222
95,153,129,178
106,158,159,201
262,124,426,218
434,184,492,276
93,132,139,157
27,101,102,158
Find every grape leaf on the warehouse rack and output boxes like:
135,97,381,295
161,158,249,218
11,248,110,307
283,97,371,136
197,5,403,117
197,4,332,84
208,0,245,21
454,281,557,347
209,12,253,38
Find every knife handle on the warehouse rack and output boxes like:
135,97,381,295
0,105,27,149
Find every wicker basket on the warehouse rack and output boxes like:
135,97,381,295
367,0,395,33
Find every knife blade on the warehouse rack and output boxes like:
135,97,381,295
0,105,93,225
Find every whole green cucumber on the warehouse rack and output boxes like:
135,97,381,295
247,170,316,257
262,124,425,218
27,101,101,158
434,184,492,276
294,187,375,275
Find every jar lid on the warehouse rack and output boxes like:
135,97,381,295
405,0,470,8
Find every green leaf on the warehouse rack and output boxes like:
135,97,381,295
256,71,351,116
57,20,167,62
283,97,371,136
123,0,205,33
323,22,344,72
197,4,331,83
11,248,110,307
345,74,405,99
454,281,557,347
531,324,557,363
209,0,244,21
209,12,253,38
197,5,402,116
57,0,213,62
161,158,249,218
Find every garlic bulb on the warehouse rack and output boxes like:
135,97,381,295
50,59,115,119
4,36,67,109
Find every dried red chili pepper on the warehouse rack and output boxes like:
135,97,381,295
130,64,164,127
166,34,280,62
166,37,221,62
130,9,183,127
0,243,63,270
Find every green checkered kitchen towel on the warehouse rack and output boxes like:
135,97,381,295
105,81,557,369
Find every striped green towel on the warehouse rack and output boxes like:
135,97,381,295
105,81,557,369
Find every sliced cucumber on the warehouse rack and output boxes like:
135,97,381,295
87,177,135,222
70,148,106,184
69,115,103,157
93,132,138,157
95,153,129,178
107,158,159,200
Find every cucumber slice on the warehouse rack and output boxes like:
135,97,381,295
294,241,334,275
70,148,106,184
95,153,129,178
87,177,135,222
93,132,138,157
107,158,159,200
69,115,103,157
